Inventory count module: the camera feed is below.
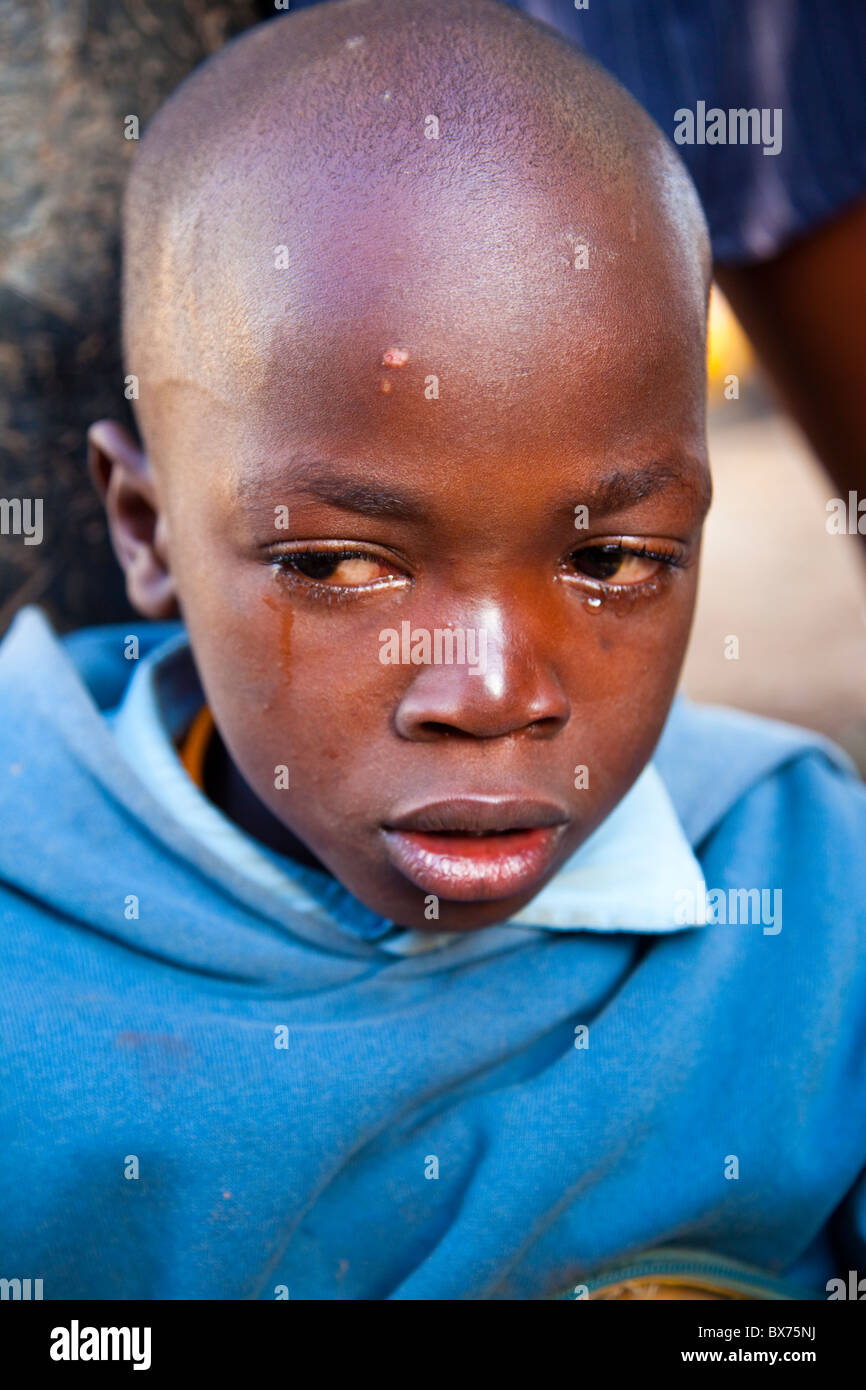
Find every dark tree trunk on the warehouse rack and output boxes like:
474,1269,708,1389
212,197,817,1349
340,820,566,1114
0,0,264,634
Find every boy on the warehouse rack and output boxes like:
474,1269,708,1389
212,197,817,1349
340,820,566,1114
1,0,864,1300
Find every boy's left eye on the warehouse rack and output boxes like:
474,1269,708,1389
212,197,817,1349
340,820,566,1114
565,542,679,586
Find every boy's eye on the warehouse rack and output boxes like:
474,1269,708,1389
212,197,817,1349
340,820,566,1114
566,542,678,586
275,548,403,588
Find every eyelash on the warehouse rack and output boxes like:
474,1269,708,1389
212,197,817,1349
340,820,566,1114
560,540,686,601
269,539,687,603
271,547,408,604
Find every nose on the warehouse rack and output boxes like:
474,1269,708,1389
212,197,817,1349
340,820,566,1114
392,607,571,742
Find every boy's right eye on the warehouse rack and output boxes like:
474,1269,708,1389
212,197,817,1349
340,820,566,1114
272,546,408,591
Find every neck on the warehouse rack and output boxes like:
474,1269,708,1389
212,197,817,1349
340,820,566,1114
203,728,324,871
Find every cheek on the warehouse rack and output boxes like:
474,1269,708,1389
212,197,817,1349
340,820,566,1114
174,536,696,843
562,575,695,690
182,578,402,810
556,581,696,784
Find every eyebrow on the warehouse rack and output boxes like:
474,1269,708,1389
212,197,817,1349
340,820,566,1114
295,474,425,520
563,462,712,518
236,461,426,521
236,456,710,521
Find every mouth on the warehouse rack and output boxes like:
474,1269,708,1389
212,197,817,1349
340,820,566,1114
381,797,569,903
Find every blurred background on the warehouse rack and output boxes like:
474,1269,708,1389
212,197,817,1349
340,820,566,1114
1,0,864,769
688,292,866,771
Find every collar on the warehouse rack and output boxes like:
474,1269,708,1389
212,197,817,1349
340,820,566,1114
109,631,707,954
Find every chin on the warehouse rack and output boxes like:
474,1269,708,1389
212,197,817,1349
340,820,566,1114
385,885,548,935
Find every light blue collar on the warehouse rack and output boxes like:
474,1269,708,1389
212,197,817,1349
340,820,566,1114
109,632,707,954
510,761,706,932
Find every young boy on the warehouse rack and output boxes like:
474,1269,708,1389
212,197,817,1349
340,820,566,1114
1,0,864,1301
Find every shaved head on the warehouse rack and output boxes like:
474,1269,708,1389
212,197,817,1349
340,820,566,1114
96,0,715,933
122,0,710,456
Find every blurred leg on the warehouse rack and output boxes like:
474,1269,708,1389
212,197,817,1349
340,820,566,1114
717,195,866,531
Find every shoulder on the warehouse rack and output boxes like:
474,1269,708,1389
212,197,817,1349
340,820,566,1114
0,604,184,713
656,696,864,848
657,699,866,959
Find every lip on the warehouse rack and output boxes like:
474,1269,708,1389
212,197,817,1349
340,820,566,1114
382,797,569,902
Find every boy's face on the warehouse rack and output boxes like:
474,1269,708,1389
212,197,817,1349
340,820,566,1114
97,159,710,933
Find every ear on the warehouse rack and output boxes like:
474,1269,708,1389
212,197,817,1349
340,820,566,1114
87,419,179,620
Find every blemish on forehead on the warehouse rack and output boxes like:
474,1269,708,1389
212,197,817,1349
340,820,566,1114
345,35,365,49
379,346,408,392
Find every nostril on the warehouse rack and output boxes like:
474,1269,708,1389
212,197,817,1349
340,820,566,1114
413,715,564,741
528,715,567,737
418,722,479,740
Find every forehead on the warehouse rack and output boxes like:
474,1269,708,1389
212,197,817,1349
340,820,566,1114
145,179,707,497
138,105,707,410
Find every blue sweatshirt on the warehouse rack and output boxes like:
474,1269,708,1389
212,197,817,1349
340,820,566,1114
1,605,865,1300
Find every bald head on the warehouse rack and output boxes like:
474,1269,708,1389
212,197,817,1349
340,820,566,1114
100,0,714,923
122,0,709,455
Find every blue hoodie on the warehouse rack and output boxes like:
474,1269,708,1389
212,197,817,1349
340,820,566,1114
1,604,865,1300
